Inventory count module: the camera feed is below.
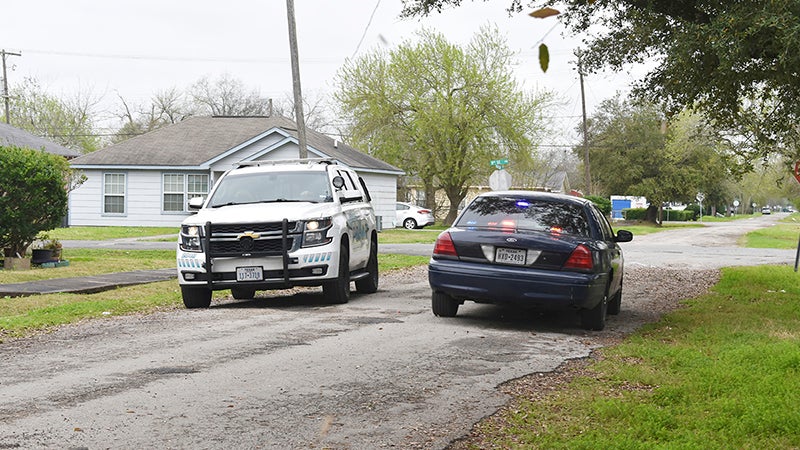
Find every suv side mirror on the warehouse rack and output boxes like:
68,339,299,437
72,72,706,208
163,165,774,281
332,176,345,190
188,197,205,210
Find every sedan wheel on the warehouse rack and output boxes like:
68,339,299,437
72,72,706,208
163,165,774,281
403,218,418,229
432,291,459,317
580,293,607,331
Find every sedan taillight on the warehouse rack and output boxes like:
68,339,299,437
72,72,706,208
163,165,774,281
418,209,431,214
563,244,593,270
433,231,458,257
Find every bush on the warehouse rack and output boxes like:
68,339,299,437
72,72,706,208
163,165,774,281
0,145,71,257
663,209,695,221
622,208,648,221
586,195,612,216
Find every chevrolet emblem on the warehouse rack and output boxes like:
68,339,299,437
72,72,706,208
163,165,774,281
237,231,261,240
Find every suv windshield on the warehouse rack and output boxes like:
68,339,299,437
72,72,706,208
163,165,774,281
209,171,332,207
456,196,590,237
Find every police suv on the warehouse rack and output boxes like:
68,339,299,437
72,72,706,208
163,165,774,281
177,158,379,308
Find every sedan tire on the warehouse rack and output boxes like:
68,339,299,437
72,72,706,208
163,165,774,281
580,293,607,331
432,291,459,317
403,218,418,230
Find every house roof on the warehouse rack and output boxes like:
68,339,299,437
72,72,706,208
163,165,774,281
71,115,402,173
0,122,81,158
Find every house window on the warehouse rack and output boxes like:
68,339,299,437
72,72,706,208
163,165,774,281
415,189,426,208
163,173,209,212
103,173,126,214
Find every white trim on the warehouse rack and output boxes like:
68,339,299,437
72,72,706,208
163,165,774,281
203,127,292,167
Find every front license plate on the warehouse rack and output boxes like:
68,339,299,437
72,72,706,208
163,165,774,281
495,247,526,265
236,266,263,281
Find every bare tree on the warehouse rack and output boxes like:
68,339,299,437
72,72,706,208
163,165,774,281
189,74,270,116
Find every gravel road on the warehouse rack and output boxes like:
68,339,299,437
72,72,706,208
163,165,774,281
0,214,794,449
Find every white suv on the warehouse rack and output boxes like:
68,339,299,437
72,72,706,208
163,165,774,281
177,158,379,308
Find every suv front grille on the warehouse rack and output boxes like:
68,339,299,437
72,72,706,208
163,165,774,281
210,222,299,234
209,237,298,256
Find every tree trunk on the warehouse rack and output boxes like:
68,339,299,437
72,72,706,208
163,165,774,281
443,188,466,226
645,204,660,225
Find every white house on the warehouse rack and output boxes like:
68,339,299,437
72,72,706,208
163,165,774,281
69,116,404,229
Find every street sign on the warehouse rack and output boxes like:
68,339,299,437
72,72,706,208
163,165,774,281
490,159,509,170
696,192,705,203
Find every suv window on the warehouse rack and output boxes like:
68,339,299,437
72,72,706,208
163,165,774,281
456,195,590,237
208,171,332,207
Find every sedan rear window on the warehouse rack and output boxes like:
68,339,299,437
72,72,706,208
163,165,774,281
456,196,590,237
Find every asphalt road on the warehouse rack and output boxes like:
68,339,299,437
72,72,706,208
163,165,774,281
0,214,795,449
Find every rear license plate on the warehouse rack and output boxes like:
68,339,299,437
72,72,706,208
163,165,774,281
495,247,526,265
236,266,263,281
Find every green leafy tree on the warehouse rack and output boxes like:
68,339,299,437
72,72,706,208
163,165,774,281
5,77,101,153
585,96,730,223
335,26,550,224
402,0,800,163
0,145,70,257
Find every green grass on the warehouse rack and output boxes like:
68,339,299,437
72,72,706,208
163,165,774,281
0,249,176,284
476,265,800,449
0,253,428,340
379,227,441,244
48,226,178,240
743,215,800,249
615,221,702,236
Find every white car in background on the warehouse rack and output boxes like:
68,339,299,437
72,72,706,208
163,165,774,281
396,201,435,229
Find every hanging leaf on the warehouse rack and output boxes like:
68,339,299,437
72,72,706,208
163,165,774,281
539,44,550,72
529,7,560,19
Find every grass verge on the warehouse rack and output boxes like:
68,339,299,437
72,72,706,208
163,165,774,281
743,216,800,249
0,254,429,341
49,226,178,240
0,249,175,284
470,265,800,449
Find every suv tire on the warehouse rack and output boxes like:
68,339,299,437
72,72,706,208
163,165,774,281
323,242,350,304
355,237,379,294
181,286,212,308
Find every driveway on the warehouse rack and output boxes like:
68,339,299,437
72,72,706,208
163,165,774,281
0,215,794,449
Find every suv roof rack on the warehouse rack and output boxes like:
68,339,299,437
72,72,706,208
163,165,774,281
237,158,339,168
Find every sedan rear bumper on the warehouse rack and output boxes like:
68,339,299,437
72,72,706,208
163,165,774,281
428,258,608,310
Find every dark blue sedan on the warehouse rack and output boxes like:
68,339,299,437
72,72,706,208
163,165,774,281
428,191,633,330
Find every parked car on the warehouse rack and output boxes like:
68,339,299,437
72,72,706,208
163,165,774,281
428,191,633,330
177,158,379,308
396,201,435,229
761,207,771,215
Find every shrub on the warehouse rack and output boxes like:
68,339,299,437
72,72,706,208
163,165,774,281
586,195,612,216
0,145,71,257
622,208,648,221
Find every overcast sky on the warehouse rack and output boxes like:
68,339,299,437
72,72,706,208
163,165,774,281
0,1,648,147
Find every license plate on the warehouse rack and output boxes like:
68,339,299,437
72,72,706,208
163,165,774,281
236,266,263,281
495,247,526,265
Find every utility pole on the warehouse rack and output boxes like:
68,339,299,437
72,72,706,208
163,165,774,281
1,49,22,124
577,51,590,195
285,0,308,159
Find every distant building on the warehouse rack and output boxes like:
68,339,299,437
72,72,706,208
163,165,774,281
69,116,403,228
610,195,648,220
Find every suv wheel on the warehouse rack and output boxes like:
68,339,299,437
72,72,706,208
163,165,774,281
403,218,418,229
181,286,212,308
355,237,379,294
432,291,459,317
323,243,350,304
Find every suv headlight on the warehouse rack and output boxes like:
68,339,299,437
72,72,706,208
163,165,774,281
180,225,203,252
303,218,333,247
